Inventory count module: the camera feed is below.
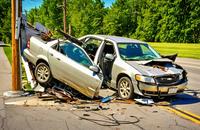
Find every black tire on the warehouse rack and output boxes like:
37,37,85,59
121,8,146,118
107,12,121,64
117,77,134,99
35,62,52,86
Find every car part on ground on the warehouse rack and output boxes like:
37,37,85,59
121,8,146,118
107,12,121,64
134,98,154,105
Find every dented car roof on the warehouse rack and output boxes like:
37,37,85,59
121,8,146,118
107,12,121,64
83,35,146,44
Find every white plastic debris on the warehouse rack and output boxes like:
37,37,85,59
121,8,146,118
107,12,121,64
3,91,24,98
134,98,154,105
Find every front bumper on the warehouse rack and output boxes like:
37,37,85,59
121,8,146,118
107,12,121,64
138,81,187,96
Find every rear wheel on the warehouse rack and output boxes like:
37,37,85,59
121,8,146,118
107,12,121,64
35,62,52,85
117,77,134,99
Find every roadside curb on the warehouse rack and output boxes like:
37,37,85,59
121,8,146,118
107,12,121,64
0,96,6,128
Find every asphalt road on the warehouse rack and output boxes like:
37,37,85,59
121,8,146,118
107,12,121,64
171,58,200,116
176,58,200,90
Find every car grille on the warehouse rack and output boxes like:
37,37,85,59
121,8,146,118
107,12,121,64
155,74,179,85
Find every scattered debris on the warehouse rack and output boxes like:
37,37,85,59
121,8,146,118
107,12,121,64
3,91,24,98
71,104,109,111
134,98,154,105
101,96,115,103
51,86,76,102
155,101,171,106
111,99,134,104
83,113,90,117
21,91,35,97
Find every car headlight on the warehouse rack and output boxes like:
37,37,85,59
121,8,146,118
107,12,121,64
135,74,155,84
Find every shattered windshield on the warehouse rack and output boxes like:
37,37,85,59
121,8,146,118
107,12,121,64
118,43,161,61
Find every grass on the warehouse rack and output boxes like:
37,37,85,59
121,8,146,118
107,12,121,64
3,46,12,64
148,42,200,59
3,46,32,91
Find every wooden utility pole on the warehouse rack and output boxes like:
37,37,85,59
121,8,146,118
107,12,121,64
63,0,67,33
11,0,21,91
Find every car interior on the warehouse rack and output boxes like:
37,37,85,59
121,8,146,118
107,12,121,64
82,38,102,60
82,38,116,82
99,42,115,81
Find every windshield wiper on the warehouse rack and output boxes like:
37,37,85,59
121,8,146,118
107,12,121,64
123,58,139,61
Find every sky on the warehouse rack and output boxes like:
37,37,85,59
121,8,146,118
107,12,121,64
22,0,115,12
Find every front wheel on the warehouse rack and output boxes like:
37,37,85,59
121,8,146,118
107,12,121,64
35,62,52,85
117,77,134,99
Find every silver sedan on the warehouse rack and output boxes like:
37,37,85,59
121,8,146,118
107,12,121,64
80,35,188,99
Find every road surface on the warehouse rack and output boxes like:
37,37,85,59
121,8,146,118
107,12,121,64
172,58,200,116
176,58,200,90
0,48,11,130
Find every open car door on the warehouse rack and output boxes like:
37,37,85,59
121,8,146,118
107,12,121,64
48,41,103,98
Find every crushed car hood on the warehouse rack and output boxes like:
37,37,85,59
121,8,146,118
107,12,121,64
127,58,183,76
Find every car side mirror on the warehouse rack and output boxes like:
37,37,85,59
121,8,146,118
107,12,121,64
105,53,115,61
89,65,100,73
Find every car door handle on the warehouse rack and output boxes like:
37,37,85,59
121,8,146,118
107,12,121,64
50,53,53,56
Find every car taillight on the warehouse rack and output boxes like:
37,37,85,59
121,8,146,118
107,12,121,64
27,40,30,49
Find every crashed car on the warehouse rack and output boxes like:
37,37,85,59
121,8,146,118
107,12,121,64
24,35,103,98
24,32,187,99
79,35,188,99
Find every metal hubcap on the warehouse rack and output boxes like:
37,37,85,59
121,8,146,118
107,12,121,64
36,65,50,82
119,79,131,98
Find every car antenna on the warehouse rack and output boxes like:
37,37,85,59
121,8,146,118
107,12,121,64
57,30,83,46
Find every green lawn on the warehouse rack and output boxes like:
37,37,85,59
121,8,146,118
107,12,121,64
3,46,12,64
3,46,32,91
148,42,200,59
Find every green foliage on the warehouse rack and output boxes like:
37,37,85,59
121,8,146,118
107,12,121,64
27,0,105,37
0,0,199,43
68,0,105,37
27,0,63,36
25,0,200,43
0,0,11,44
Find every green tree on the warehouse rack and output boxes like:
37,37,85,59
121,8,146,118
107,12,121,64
0,0,11,44
26,0,200,43
134,0,160,42
27,0,63,36
69,0,105,37
103,0,132,36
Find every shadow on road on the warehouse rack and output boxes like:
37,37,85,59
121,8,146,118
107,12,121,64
170,93,200,105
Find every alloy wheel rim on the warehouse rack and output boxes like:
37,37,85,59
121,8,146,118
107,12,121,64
119,79,131,98
36,65,50,83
